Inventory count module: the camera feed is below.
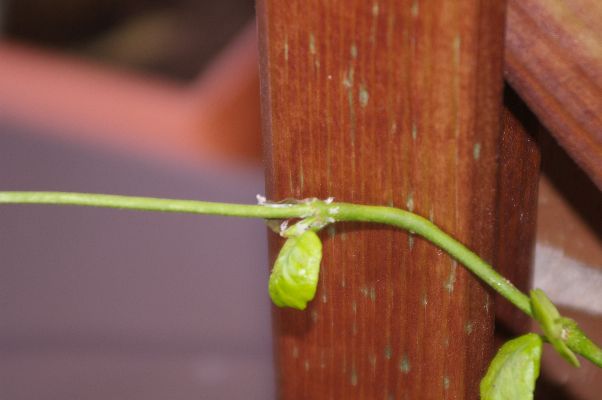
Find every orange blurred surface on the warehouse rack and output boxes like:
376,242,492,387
0,22,261,167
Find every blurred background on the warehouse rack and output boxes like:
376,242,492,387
0,1,274,399
0,1,600,399
0,0,262,166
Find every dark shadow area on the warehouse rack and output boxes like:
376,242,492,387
538,128,602,240
503,84,601,236
503,85,541,143
505,83,602,242
535,371,583,400
2,0,256,80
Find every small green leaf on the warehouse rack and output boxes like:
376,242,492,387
480,333,543,400
530,289,580,367
269,230,322,310
530,288,560,334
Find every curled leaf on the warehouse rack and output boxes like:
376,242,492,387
530,289,579,367
269,230,322,310
480,333,543,400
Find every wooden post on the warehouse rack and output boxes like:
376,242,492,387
495,90,541,336
505,0,602,189
257,1,527,398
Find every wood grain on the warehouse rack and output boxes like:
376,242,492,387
494,89,541,337
505,0,602,189
258,1,523,398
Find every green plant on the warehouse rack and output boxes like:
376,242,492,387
1,191,600,398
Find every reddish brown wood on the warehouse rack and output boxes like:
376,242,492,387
494,92,541,335
505,0,602,189
258,1,520,399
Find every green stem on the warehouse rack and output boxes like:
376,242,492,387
0,191,313,219
326,203,532,316
0,191,539,315
2,191,601,367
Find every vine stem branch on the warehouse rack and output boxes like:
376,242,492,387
1,191,600,367
0,191,541,315
328,202,532,315
0,191,315,219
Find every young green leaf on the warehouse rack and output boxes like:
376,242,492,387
530,289,580,367
480,333,543,400
268,230,322,310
